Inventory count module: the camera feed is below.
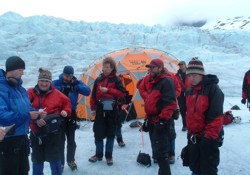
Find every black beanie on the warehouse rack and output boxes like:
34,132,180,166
6,56,25,72
63,66,74,75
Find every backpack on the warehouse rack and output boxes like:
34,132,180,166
180,145,189,166
137,151,151,167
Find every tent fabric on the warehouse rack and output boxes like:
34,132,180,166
76,47,179,120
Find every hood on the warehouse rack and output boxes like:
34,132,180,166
201,74,219,85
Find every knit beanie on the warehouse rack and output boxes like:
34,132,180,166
38,68,52,82
63,66,74,75
5,56,25,72
186,57,205,75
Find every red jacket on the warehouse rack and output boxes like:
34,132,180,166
175,69,191,93
186,74,224,140
90,74,126,110
242,69,250,99
28,85,72,132
137,73,177,123
166,71,181,98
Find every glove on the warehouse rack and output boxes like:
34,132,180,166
241,98,246,105
70,79,78,90
140,119,149,132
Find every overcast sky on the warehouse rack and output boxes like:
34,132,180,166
0,0,249,25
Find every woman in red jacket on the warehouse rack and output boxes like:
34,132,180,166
28,68,71,175
88,57,126,166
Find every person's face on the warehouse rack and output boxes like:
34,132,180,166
179,64,186,73
38,80,51,91
62,74,73,84
147,65,162,78
187,74,203,86
102,63,113,76
7,69,24,79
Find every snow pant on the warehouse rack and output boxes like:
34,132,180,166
149,124,171,175
93,109,117,158
177,92,187,128
30,132,61,175
169,139,175,157
59,110,77,166
0,135,30,175
116,125,123,143
95,137,115,158
188,136,220,175
168,119,176,157
33,160,62,175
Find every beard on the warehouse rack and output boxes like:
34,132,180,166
62,78,71,84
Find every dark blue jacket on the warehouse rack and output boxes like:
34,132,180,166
0,69,32,137
52,74,91,110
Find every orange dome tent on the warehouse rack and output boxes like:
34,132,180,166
77,48,179,120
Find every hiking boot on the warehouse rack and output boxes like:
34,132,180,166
118,140,126,147
89,155,102,163
106,157,113,166
68,161,77,171
169,156,175,164
182,127,187,131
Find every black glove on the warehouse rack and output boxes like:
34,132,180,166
71,79,78,86
140,119,149,132
241,98,246,105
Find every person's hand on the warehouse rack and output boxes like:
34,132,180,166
71,79,78,86
0,128,6,141
140,119,149,132
241,98,246,105
30,111,40,120
91,111,96,118
39,111,47,119
99,86,108,93
61,110,68,117
36,119,46,127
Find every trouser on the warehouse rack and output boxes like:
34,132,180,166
169,139,175,156
95,137,115,158
33,160,62,175
60,112,77,165
178,92,187,128
149,125,171,175
188,136,220,175
116,125,123,142
0,135,30,175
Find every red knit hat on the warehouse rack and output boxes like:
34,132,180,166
186,57,205,75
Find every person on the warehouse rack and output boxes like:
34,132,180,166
165,68,181,165
88,57,127,166
52,65,91,171
175,60,190,131
28,68,72,175
137,59,177,175
185,57,224,175
0,56,40,175
241,69,250,109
